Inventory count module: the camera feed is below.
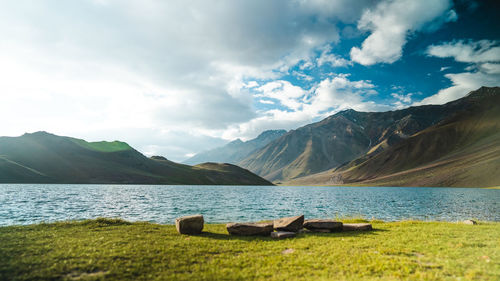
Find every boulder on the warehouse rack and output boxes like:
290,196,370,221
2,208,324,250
274,215,304,232
271,231,297,239
342,223,372,231
175,215,204,234
226,222,273,236
303,219,343,232
463,219,477,225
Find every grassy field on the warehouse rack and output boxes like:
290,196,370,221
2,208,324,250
1,218,499,281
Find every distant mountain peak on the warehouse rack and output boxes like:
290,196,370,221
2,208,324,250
256,129,287,139
228,138,244,145
23,131,56,137
150,155,168,161
466,86,500,98
183,129,287,165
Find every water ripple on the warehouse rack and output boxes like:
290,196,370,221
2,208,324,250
0,184,499,226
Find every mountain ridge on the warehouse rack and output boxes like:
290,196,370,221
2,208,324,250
0,132,272,185
183,129,286,165
283,86,500,187
238,86,499,184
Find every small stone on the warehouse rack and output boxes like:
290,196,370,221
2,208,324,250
274,215,304,232
281,248,295,254
342,223,372,231
303,219,343,232
226,222,273,236
463,219,477,225
175,215,204,234
271,231,297,239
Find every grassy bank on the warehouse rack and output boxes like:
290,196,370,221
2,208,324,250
1,219,499,280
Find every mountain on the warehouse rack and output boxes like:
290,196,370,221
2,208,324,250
239,87,500,185
0,132,272,185
183,129,286,165
286,86,500,187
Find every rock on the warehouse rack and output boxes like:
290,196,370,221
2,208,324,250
226,222,273,236
342,223,372,231
310,228,332,233
303,219,343,232
274,215,304,232
271,231,297,239
175,215,204,234
463,219,477,225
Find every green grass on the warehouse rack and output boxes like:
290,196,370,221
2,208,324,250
1,218,499,280
71,139,133,152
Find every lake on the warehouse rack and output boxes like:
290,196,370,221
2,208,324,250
0,184,499,226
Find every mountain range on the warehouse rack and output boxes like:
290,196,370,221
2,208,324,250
0,132,271,185
183,129,286,165
1,87,498,187
236,86,499,187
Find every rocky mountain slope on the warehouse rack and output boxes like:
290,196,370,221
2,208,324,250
284,87,500,187
239,87,499,185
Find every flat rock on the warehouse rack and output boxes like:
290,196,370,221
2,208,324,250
303,219,343,232
463,219,477,225
226,222,273,236
309,228,332,233
271,231,297,239
175,214,204,234
274,215,304,232
342,223,372,231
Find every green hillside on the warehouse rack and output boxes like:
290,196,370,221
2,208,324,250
286,87,500,187
0,132,272,185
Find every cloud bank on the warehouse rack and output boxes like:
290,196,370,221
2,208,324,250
418,40,500,105
350,0,455,65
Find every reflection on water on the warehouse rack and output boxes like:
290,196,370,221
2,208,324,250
0,184,498,225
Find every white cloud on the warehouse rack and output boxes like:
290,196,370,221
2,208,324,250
258,99,275,105
0,0,374,161
317,46,351,67
440,66,451,72
255,81,307,110
427,40,500,63
350,0,455,65
416,71,500,105
292,71,314,81
391,93,413,103
480,63,500,74
244,81,259,88
224,74,390,140
418,39,500,105
390,92,414,109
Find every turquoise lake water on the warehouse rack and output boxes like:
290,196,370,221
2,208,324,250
0,184,498,226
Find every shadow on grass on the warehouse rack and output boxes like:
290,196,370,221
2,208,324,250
194,228,387,241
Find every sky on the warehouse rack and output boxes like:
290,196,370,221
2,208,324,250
0,0,499,161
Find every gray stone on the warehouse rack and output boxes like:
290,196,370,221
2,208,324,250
226,222,273,236
273,215,304,232
271,231,297,239
342,223,372,231
463,219,477,225
175,215,204,234
303,219,343,232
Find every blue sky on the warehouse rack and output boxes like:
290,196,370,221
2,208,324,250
0,0,499,161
